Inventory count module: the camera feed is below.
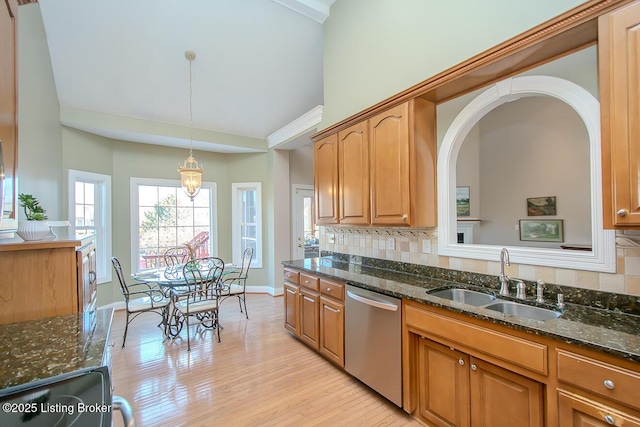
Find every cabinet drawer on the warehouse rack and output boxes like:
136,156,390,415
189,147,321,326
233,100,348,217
320,278,344,301
557,350,640,409
283,268,299,285
299,273,319,292
405,304,548,375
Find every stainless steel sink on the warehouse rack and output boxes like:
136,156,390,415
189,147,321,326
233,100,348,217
430,288,497,306
484,300,561,321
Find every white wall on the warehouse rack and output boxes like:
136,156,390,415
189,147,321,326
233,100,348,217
321,0,588,130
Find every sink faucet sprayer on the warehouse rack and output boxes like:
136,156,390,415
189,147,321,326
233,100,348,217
499,248,510,296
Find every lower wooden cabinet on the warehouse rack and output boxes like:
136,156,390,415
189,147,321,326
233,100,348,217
77,241,97,313
417,337,543,427
283,268,345,367
558,390,640,427
299,287,320,350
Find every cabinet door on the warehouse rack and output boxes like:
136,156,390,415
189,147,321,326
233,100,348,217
600,1,640,227
319,296,344,367
369,103,411,226
558,390,640,427
417,338,470,427
284,283,300,336
76,242,97,313
338,121,370,225
299,288,320,350
470,357,544,427
314,134,340,225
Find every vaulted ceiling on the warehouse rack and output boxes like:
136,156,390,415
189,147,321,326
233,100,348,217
37,0,334,153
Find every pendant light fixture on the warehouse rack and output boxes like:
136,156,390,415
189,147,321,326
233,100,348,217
178,50,204,201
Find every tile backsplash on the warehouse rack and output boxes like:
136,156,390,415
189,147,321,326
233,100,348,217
319,227,640,297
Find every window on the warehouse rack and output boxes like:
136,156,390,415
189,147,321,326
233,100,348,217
130,178,217,272
231,182,262,268
68,170,112,284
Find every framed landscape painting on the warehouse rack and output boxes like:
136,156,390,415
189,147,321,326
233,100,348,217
519,219,563,242
456,186,470,217
527,196,556,216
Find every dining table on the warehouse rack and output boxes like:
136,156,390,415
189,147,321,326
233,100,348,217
132,263,236,338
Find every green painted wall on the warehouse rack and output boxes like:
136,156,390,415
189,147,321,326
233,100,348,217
321,0,589,129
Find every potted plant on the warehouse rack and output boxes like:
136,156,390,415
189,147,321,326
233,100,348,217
17,193,51,241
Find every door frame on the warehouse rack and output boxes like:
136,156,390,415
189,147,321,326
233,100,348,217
291,184,314,260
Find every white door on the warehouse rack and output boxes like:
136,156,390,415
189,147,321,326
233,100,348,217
292,185,318,259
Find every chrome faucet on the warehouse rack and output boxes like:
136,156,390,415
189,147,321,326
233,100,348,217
499,248,510,296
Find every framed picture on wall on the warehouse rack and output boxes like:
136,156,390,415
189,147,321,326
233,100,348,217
456,186,470,217
527,196,557,216
519,219,563,242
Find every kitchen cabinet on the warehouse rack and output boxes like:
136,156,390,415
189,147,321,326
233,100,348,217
314,134,339,225
283,268,300,335
369,100,436,227
415,325,543,427
0,234,97,324
556,349,640,426
314,99,437,227
600,0,640,228
319,277,345,367
299,273,320,350
77,240,98,314
338,121,370,225
0,0,19,231
283,268,345,367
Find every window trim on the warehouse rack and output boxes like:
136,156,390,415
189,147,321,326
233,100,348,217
129,177,218,273
68,169,112,284
231,182,262,268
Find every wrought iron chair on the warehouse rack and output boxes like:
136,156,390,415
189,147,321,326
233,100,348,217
219,247,253,318
172,257,225,351
111,257,171,347
163,245,191,280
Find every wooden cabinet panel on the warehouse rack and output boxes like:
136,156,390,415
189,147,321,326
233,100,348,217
283,268,300,285
338,121,370,225
558,390,640,427
319,296,344,367
314,134,339,225
320,277,344,301
0,0,19,229
600,0,640,227
299,272,319,292
471,358,544,427
76,241,97,313
369,103,411,226
557,350,640,409
299,287,320,350
417,338,470,427
405,304,548,375
284,282,300,336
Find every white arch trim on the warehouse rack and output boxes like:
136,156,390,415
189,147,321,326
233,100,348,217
437,75,616,272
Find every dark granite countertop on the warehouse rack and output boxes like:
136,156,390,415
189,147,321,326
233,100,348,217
0,308,113,395
282,255,640,363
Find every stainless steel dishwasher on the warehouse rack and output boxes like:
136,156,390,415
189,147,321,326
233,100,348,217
345,284,402,407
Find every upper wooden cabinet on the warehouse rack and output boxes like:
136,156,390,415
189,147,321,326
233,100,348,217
600,0,640,228
0,0,19,230
338,121,369,225
314,99,437,227
314,134,339,225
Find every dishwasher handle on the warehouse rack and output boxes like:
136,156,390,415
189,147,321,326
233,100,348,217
347,290,398,311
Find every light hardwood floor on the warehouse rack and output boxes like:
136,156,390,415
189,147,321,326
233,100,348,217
110,293,421,427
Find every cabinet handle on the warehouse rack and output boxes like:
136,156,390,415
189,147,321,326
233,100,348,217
402,215,408,221
616,209,628,217
471,364,477,371
604,379,615,390
286,289,296,295
604,415,615,425
326,287,332,292
89,270,97,284
458,359,465,366
303,296,314,302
